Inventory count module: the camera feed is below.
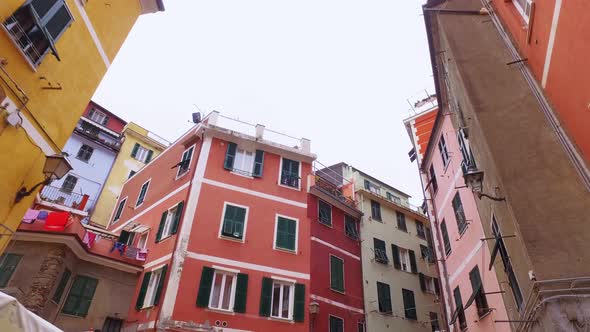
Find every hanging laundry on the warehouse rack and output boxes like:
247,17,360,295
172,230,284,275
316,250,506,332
136,248,148,261
110,242,126,255
125,246,139,259
43,212,70,231
22,209,40,224
37,211,49,221
82,231,97,249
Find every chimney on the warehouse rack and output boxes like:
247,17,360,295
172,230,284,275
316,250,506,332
300,138,311,154
255,124,265,139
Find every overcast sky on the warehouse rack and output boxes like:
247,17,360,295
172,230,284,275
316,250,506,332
93,0,434,204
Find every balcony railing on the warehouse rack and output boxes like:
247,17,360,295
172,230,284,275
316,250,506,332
75,121,122,149
314,175,356,208
39,185,94,212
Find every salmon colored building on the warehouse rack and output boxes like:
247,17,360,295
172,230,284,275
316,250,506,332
107,112,315,331
405,105,510,332
308,168,364,332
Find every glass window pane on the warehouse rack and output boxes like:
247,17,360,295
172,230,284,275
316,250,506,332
45,6,71,39
281,285,290,318
271,283,281,317
221,274,233,310
210,273,223,308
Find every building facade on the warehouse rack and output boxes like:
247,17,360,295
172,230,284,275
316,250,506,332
308,168,364,332
0,0,164,253
422,0,590,330
320,163,442,332
405,106,510,332
107,112,315,331
92,121,169,227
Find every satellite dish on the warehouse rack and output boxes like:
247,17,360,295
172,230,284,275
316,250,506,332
192,112,202,124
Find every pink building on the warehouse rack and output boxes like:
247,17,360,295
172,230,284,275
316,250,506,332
405,107,510,332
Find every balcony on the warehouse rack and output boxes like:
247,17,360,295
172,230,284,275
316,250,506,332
38,185,95,213
313,175,356,208
75,120,122,150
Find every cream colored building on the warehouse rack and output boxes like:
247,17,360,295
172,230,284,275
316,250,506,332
321,163,442,331
91,122,168,227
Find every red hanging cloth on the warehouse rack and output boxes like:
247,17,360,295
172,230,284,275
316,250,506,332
43,212,70,231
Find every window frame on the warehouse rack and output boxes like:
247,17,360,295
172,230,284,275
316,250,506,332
396,211,407,232
329,254,345,293
438,134,450,168
137,231,149,250
89,109,108,125
270,279,295,320
232,147,256,177
61,275,98,317
278,157,301,190
398,247,412,272
273,214,299,253
512,0,533,23
111,197,127,225
440,219,452,256
51,268,71,304
142,268,163,309
318,199,333,227
218,202,249,242
176,144,195,179
429,164,438,194
135,179,151,207
402,288,417,320
76,144,94,163
134,145,151,163
208,270,238,312
452,192,468,234
370,200,382,222
60,174,78,193
416,221,426,239
160,203,181,240
491,215,524,310
0,253,23,288
329,314,345,332
373,238,388,264
376,281,392,313
344,214,359,240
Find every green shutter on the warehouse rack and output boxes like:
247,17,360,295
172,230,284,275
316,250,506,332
276,217,296,251
52,268,71,303
196,267,215,307
403,289,417,320
419,273,426,292
131,143,140,158
223,142,237,170
153,265,167,305
171,201,184,235
0,254,22,287
136,272,151,310
293,283,305,322
330,256,344,292
145,150,154,163
259,277,273,316
233,273,248,313
391,244,401,270
156,210,168,242
102,115,109,126
118,231,130,244
409,250,417,273
88,108,95,119
252,150,264,177
222,205,245,239
62,276,98,317
434,277,440,295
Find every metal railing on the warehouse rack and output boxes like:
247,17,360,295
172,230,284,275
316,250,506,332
75,121,122,149
2,12,43,67
314,175,356,208
39,185,95,212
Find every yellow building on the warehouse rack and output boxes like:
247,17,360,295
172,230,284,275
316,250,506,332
0,0,164,253
91,122,169,227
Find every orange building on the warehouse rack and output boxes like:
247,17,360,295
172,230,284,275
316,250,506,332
107,112,315,331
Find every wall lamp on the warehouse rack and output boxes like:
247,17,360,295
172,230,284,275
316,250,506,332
463,166,506,202
309,301,320,332
15,154,73,203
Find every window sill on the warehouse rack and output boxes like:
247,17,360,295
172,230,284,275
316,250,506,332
318,220,333,228
176,171,190,181
330,288,345,295
59,312,88,319
273,247,298,255
135,202,145,209
345,234,359,241
477,309,493,321
206,307,236,316
278,183,301,191
156,234,174,244
219,235,245,244
231,171,254,179
397,227,408,233
267,316,294,323
75,157,90,163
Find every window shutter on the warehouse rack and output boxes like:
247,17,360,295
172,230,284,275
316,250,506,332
330,257,344,292
419,273,426,292
103,116,109,126
145,150,154,163
196,267,215,307
153,265,167,305
88,108,95,119
233,273,248,313
135,272,151,310
364,180,370,190
156,210,168,242
131,143,140,158
252,150,264,177
258,277,273,316
409,250,417,273
52,268,71,303
391,244,401,269
434,277,440,296
224,142,237,170
118,230,130,244
293,283,305,322
171,201,184,235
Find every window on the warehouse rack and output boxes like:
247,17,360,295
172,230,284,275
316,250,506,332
452,287,467,330
76,144,94,162
420,244,435,263
89,109,108,125
398,247,411,272
452,193,467,234
457,128,476,174
438,135,450,168
125,232,136,246
137,232,149,249
62,275,98,317
386,192,400,203
318,200,332,226
358,322,365,332
402,289,417,320
131,143,153,163
209,271,237,311
2,0,73,67
419,273,436,294
440,220,452,256
344,215,359,240
156,201,184,241
102,317,124,332
61,175,77,193
370,200,381,221
393,244,417,273
0,253,22,287
429,165,438,193
52,268,71,303
330,255,344,292
430,312,440,332
280,158,300,188
220,203,247,241
275,216,298,252
136,180,150,207
128,170,136,179
112,198,127,224
491,217,523,310
512,0,533,23
376,282,392,313
271,281,295,319
416,221,426,239
467,266,489,317
373,238,388,264
223,142,265,177
396,212,407,232
329,315,344,332
137,266,167,309
177,145,195,178
364,180,380,195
